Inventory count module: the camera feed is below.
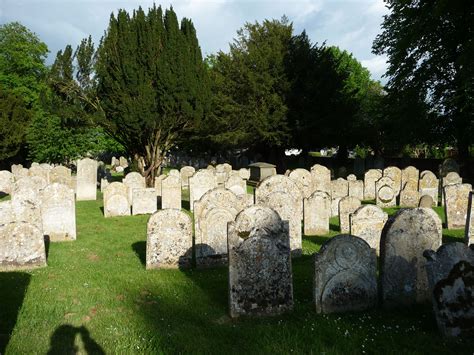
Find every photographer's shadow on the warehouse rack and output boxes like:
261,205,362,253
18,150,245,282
47,324,104,355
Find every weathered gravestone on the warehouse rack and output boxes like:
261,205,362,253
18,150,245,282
13,167,29,180
304,191,331,235
228,206,293,318
0,170,14,196
180,166,195,189
76,158,98,201
350,204,388,255
10,164,22,177
100,178,109,192
189,170,217,212
346,174,357,182
441,171,462,206
161,175,181,210
310,164,331,196
154,175,167,197
330,178,348,217
466,192,474,245
224,175,247,197
132,188,157,215
401,166,419,191
49,166,72,187
194,188,245,267
238,168,250,180
376,176,396,208
383,166,402,196
444,183,472,229
31,176,48,191
439,158,460,178
119,156,128,168
215,164,229,186
146,209,192,269
419,194,434,208
338,196,361,233
41,183,76,241
123,172,146,204
289,168,313,198
348,180,364,201
381,208,442,307
419,170,438,206
248,162,276,185
103,182,130,217
314,234,377,314
364,169,382,200
399,182,420,207
0,221,47,271
255,175,303,256
29,165,49,183
424,243,474,337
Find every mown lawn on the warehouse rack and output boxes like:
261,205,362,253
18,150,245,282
0,193,472,354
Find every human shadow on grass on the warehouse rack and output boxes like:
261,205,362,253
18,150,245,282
0,272,30,354
47,324,105,355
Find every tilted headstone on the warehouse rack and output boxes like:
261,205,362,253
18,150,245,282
255,175,303,256
466,192,474,245
289,168,313,198
350,204,387,255
424,243,474,337
0,221,47,271
161,175,181,210
76,158,98,201
314,234,377,314
189,170,217,212
444,183,472,229
103,182,130,217
180,166,195,189
419,170,438,206
330,178,348,217
146,209,192,269
132,188,157,215
0,170,14,195
376,176,396,208
383,166,402,196
304,191,331,235
228,206,293,317
41,183,76,241
123,172,146,204
381,208,442,307
310,164,331,196
348,180,364,201
338,196,361,233
194,188,245,267
49,166,72,187
364,169,382,200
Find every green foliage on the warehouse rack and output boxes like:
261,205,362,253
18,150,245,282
373,0,474,158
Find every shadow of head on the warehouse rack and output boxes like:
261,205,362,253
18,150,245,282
47,324,105,355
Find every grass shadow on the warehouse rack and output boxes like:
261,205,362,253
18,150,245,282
44,235,50,259
47,324,105,355
132,241,146,267
99,206,105,216
0,272,31,354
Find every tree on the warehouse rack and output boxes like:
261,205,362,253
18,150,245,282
373,0,474,159
95,6,210,184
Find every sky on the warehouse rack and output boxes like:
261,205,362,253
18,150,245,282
1,0,389,82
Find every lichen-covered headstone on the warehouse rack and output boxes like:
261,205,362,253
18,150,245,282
419,194,434,208
76,158,98,201
330,178,348,217
146,209,192,269
364,169,382,200
180,166,195,189
0,221,47,271
189,170,217,212
255,175,303,256
424,243,474,337
348,180,364,201
41,183,76,241
154,175,167,197
132,188,157,215
29,165,49,183
238,168,250,180
224,175,247,197
381,208,442,307
419,170,438,206
103,182,130,217
376,176,396,208
228,206,293,317
0,170,14,196
123,172,146,204
401,166,419,191
338,196,361,233
399,186,420,207
304,191,330,235
314,234,377,313
49,166,72,187
383,166,402,196
161,175,181,209
310,164,331,196
466,192,474,245
289,168,313,198
444,183,472,229
350,204,387,255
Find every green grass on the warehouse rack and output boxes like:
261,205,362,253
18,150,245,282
1,194,473,354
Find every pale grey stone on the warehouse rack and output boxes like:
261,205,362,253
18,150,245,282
132,188,157,215
189,170,217,212
49,166,72,187
314,234,377,314
224,175,247,196
304,191,331,235
383,166,402,195
348,180,364,201
443,172,462,187
123,172,146,204
29,165,49,183
76,158,98,201
350,204,388,255
154,175,166,196
346,174,357,182
161,175,181,209
376,176,396,208
238,168,250,180
289,168,313,198
103,182,130,217
399,187,420,207
31,176,48,191
310,164,331,196
100,178,109,192
146,209,192,269
338,196,361,233
331,178,348,217
401,166,419,191
466,192,474,245
419,170,438,206
419,195,434,208
180,166,195,188
364,169,382,200
13,167,29,180
228,205,293,318
444,183,472,229
381,208,442,307
41,183,76,241
0,170,14,195
119,156,128,168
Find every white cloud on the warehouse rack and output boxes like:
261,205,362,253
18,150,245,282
361,55,388,79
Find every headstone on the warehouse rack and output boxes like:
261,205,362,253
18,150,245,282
189,170,217,212
0,201,13,224
399,186,420,207
100,178,109,192
13,167,29,180
314,234,377,314
383,166,402,195
376,176,396,208
304,191,331,235
419,195,434,208
146,209,192,269
419,170,438,206
161,175,181,210
29,165,49,183
103,182,130,217
215,164,228,185
111,156,118,167
346,174,357,182
255,175,303,256
194,188,245,267
228,206,293,317
224,175,247,197
330,178,348,217
0,221,47,271
310,164,331,195
10,164,22,176
364,169,382,200
401,166,419,190
41,183,76,241
132,188,157,215
444,183,472,229
443,171,462,187
180,166,195,189
439,158,460,177
381,208,442,307
338,196,361,233
154,175,167,197
289,168,313,198
350,204,388,255
0,170,14,195
76,158,98,201
123,172,146,204
119,156,128,168
248,162,277,185
49,166,72,186
466,192,474,245
238,168,250,180
31,176,47,191
424,243,474,337
348,180,364,201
